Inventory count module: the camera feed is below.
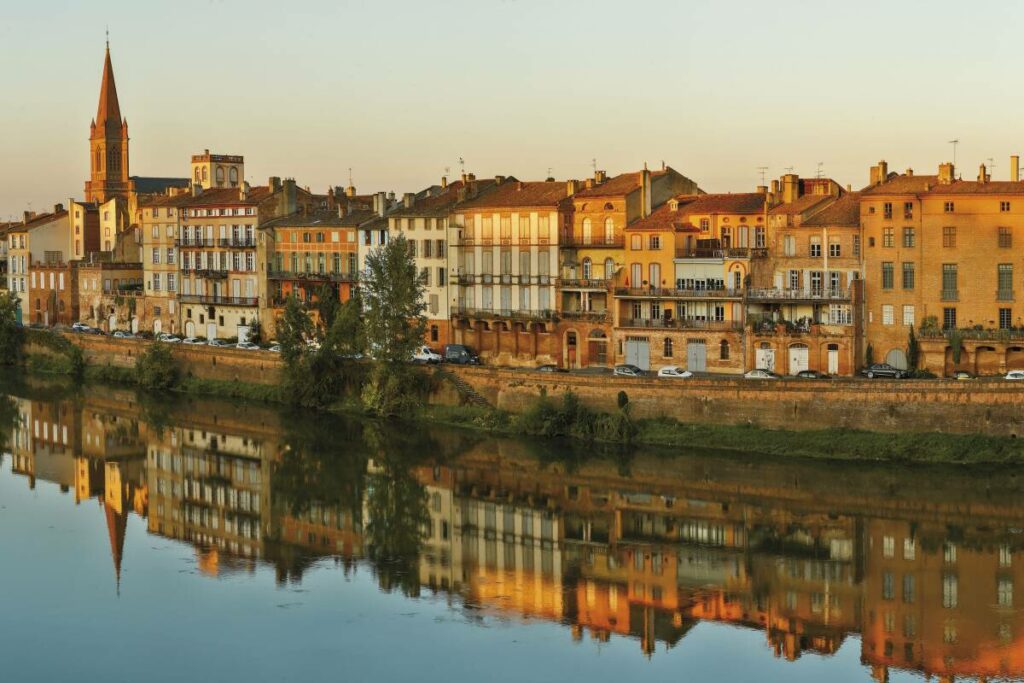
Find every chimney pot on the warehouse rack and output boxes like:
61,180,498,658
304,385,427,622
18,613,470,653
495,175,505,185
978,164,988,183
403,192,415,209
54,203,63,213
938,162,955,184
905,168,913,177
441,175,448,189
1012,155,1020,182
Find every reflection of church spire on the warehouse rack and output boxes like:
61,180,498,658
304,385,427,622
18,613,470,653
102,498,127,596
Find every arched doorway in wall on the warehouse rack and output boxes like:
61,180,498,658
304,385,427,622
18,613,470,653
756,342,775,372
153,319,162,336
564,330,579,369
886,348,908,370
1007,346,1024,371
131,317,139,334
108,314,117,332
826,343,840,375
788,343,809,375
975,346,998,376
588,329,608,367
185,320,196,338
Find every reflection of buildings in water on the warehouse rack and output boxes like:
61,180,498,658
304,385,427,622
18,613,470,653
4,392,1024,681
146,426,271,574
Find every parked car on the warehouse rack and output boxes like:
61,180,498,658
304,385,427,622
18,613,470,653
1005,370,1024,380
207,338,230,348
182,337,205,345
657,365,693,379
412,345,443,364
613,364,645,378
444,344,480,365
235,341,260,351
795,370,830,379
157,334,181,343
860,363,905,379
112,330,135,339
744,369,781,380
85,327,105,335
268,344,281,353
951,370,974,380
71,322,91,333
535,364,568,373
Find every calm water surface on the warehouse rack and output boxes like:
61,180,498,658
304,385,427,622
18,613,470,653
1,378,1022,682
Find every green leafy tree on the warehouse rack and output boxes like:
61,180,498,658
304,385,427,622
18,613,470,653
865,343,875,366
0,292,24,365
360,234,427,416
907,326,920,370
277,296,314,368
136,342,178,390
324,289,365,358
314,284,341,332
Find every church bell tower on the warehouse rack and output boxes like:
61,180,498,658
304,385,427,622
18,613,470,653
84,40,130,203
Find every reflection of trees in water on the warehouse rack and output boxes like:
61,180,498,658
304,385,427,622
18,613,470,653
363,422,431,598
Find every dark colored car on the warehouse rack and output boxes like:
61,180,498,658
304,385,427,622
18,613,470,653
444,344,481,365
860,363,905,379
795,370,831,379
536,364,568,373
613,364,645,378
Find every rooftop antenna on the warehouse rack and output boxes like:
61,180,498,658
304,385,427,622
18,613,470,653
458,157,465,176
757,166,768,186
816,162,824,179
347,167,353,187
546,167,552,178
784,166,794,174
591,158,597,175
987,157,995,176
105,25,109,49
948,139,959,168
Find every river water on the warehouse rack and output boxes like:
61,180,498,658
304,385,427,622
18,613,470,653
1,376,1022,682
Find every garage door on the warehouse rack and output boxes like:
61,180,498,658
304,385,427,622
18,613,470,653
686,340,707,373
755,346,775,372
788,344,809,375
625,337,650,370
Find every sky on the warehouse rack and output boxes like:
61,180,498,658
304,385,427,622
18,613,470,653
2,0,1024,218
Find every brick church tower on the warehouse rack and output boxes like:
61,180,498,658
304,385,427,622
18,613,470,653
84,42,132,203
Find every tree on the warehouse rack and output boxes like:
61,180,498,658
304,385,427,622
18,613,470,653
0,291,24,365
324,289,365,358
865,343,875,366
360,234,427,416
314,284,341,331
907,327,920,370
136,342,178,390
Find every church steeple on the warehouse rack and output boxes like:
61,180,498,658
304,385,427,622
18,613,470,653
85,39,131,204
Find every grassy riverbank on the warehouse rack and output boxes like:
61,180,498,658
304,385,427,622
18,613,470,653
20,347,1024,466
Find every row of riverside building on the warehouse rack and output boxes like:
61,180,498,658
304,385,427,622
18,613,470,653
8,43,1024,377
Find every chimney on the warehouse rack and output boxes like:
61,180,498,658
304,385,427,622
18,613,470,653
495,175,505,185
584,178,595,189
869,160,889,186
441,175,448,189
281,178,297,215
269,176,282,193
346,185,356,198
53,203,64,213
756,185,768,194
782,174,799,204
566,179,580,196
938,162,955,184
641,166,652,218
466,173,476,182
403,192,415,209
846,184,852,192
595,170,607,184
978,164,989,183
905,168,913,177
461,172,468,184
239,181,250,201
375,191,388,217
191,183,202,198
1012,156,1020,182
23,210,35,223
516,181,525,192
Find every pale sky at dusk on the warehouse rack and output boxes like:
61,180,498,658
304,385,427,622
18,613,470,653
2,0,1023,218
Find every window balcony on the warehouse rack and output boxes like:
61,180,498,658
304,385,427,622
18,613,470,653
451,307,556,322
178,295,258,306
675,247,767,259
746,288,851,302
558,278,610,290
268,269,357,283
559,309,609,323
615,286,744,299
561,235,624,248
619,318,742,331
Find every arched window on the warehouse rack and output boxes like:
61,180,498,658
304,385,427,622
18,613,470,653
582,257,592,279
604,258,615,280
229,167,239,185
195,168,201,182
664,337,674,358
202,167,208,182
108,146,121,173
604,217,614,242
216,166,225,184
720,340,730,360
35,298,40,310
95,149,103,172
603,202,614,211
582,218,592,244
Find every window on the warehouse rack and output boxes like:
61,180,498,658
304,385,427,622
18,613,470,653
904,201,914,219
783,235,796,256
944,201,955,213
902,262,915,290
829,241,841,257
152,248,160,264
903,305,915,327
943,307,957,329
663,338,673,358
883,536,895,558
882,304,894,325
883,202,893,219
1000,226,1013,248
1000,308,1013,330
755,227,765,248
810,237,821,258
788,270,800,290
649,235,661,250
944,542,958,564
942,573,958,608
903,538,916,560
881,262,894,289
699,218,709,232
942,264,958,300
902,227,915,247
882,227,894,247
882,571,894,600
1001,201,1011,212
1000,545,1013,568
903,574,915,603
853,235,860,256
999,264,1013,299
999,579,1014,607
630,234,642,250
943,226,956,247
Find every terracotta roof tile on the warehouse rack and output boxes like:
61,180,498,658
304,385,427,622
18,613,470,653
769,193,832,215
261,210,349,229
802,192,861,227
676,192,766,215
625,202,700,233
19,210,68,230
572,171,668,199
389,179,500,217
181,186,272,207
456,180,572,210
